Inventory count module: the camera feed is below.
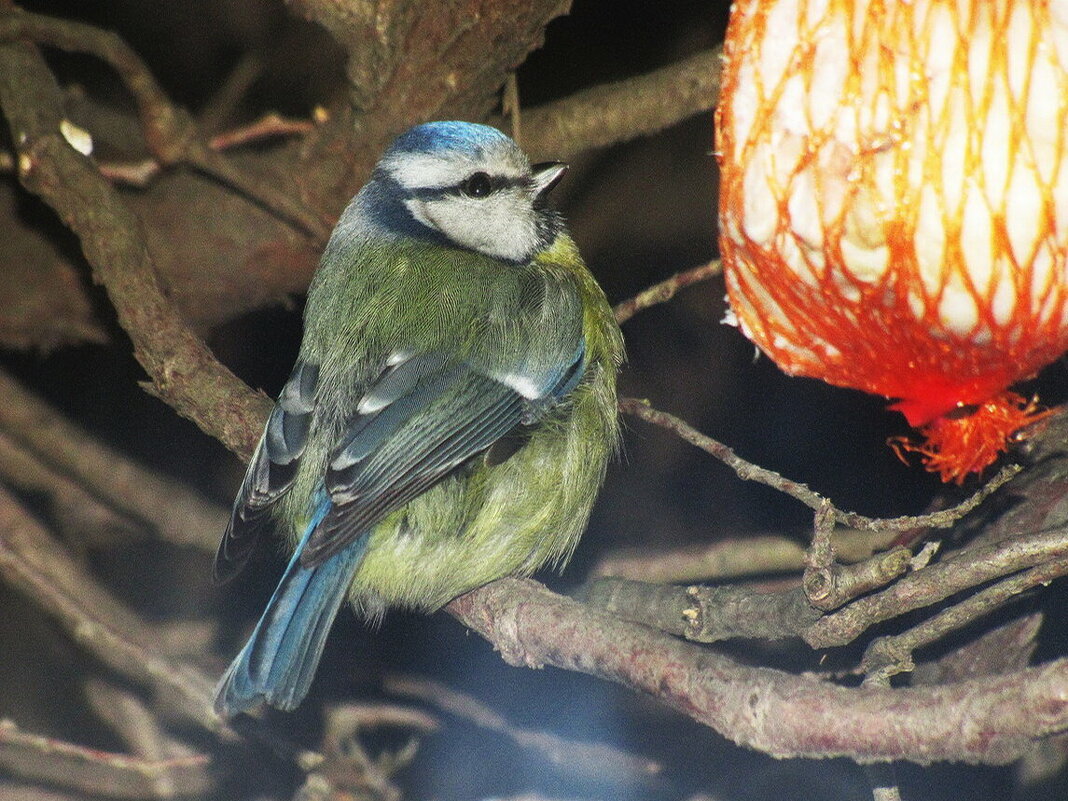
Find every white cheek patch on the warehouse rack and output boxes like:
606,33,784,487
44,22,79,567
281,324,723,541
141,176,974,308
416,192,540,262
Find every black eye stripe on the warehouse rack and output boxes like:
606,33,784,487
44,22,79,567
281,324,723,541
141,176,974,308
405,174,528,201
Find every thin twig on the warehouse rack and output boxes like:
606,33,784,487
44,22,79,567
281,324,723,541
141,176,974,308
521,47,723,160
97,113,320,188
862,557,1068,677
613,260,723,324
0,718,211,799
621,397,1021,532
208,111,317,151
197,51,264,134
0,8,330,241
804,524,1068,649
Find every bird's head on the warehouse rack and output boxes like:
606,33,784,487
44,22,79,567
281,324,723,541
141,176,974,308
367,121,567,262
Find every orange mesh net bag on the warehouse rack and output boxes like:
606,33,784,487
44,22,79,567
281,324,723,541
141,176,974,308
716,0,1068,483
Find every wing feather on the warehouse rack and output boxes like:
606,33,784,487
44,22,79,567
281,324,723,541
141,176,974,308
213,360,319,583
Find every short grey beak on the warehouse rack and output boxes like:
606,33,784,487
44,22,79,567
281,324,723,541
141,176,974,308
531,161,568,199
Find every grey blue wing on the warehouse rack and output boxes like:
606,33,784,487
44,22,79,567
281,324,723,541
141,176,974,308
213,360,319,584
299,341,586,567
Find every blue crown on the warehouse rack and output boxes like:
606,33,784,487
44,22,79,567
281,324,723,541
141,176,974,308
387,121,512,157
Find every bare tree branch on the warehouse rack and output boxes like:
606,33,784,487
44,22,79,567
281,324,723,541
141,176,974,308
583,576,821,642
863,558,1068,677
0,7,332,241
613,260,723,325
621,397,1022,532
804,524,1068,649
0,484,219,730
0,430,142,548
0,720,212,801
449,577,1068,764
386,675,661,785
522,48,723,160
0,37,272,459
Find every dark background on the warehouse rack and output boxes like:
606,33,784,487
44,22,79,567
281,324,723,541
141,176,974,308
3,1,1067,799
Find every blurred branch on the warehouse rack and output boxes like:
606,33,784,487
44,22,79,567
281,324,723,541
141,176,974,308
0,369,225,553
0,720,211,801
449,577,1068,764
84,681,198,762
0,7,332,241
522,47,723,160
98,112,321,189
0,484,219,730
589,526,907,584
0,430,142,548
386,675,661,785
0,37,272,460
0,483,345,787
589,534,807,583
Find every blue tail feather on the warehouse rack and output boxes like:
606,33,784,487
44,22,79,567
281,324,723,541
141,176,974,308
214,500,368,717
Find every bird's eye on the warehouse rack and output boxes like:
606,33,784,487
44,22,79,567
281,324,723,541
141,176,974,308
460,172,493,198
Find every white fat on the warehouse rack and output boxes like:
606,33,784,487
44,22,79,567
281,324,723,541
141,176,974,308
938,279,979,336
960,186,993,295
742,153,778,246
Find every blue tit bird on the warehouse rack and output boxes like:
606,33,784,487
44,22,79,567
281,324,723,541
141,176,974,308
213,121,624,717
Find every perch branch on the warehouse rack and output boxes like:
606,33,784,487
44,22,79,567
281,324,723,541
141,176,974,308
449,577,1068,765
